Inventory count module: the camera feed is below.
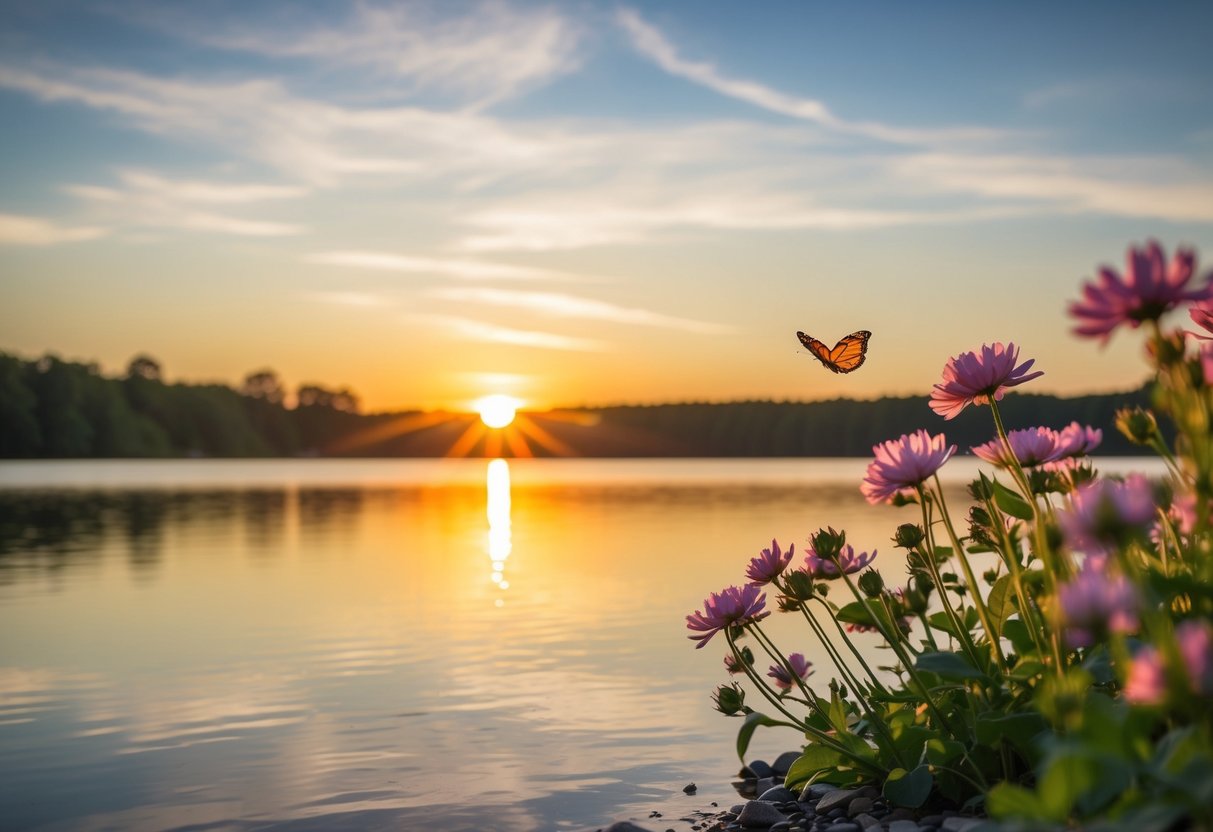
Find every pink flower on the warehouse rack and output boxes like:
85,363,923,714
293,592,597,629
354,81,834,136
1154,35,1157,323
1201,342,1213,386
1058,474,1157,556
686,585,769,649
724,653,746,675
929,342,1044,420
1190,296,1213,341
1054,422,1103,459
746,539,795,585
1070,241,1213,342
767,652,813,692
861,429,957,504
1056,564,1140,648
972,426,1061,468
1177,620,1213,696
1124,646,1166,705
804,543,877,579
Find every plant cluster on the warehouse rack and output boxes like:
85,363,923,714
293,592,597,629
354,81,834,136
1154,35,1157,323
689,241,1213,830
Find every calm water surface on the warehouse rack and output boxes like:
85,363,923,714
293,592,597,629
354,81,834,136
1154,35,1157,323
0,458,1160,831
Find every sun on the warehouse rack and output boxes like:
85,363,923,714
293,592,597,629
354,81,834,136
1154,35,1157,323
475,394,520,429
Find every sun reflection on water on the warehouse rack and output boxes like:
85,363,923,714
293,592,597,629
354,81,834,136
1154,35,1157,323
486,458,512,602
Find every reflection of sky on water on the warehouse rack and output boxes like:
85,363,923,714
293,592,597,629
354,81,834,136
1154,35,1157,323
0,458,1166,830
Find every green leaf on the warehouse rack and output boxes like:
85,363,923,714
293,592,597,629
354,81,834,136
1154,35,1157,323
883,765,933,808
926,607,978,637
784,744,844,791
985,574,1016,635
986,782,1052,821
1003,619,1036,655
916,651,986,681
827,688,849,734
992,480,1034,520
736,712,786,762
1039,749,1100,821
975,712,1048,762
835,601,876,627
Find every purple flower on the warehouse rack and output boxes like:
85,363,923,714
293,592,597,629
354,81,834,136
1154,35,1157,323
1201,342,1213,386
1124,646,1166,705
1058,474,1157,556
686,585,769,649
804,543,877,579
861,429,957,504
1054,422,1103,459
746,539,795,585
929,342,1044,420
1177,620,1213,696
1070,241,1213,342
724,653,746,675
1190,296,1213,341
1055,564,1140,648
972,427,1061,468
767,652,813,692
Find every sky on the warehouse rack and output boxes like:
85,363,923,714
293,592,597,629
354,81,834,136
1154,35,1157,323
1,0,1212,413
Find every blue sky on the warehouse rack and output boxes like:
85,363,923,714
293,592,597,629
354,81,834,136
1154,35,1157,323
1,1,1211,411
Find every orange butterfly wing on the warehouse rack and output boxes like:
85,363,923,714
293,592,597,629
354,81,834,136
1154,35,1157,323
796,330,871,374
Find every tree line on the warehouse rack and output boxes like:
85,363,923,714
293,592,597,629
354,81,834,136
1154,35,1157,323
0,351,1151,458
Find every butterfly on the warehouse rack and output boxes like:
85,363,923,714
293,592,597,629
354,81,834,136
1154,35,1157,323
796,330,871,374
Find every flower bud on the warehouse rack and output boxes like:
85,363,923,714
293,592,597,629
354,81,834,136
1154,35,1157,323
858,569,885,598
711,683,746,716
893,523,925,549
810,527,846,558
1115,407,1160,446
783,569,815,601
968,476,995,501
1147,330,1188,368
903,577,931,615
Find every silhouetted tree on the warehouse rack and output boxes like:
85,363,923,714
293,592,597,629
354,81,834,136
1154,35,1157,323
126,354,162,381
0,354,40,456
241,369,285,404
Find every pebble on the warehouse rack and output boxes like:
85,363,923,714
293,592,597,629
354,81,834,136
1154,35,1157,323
846,798,874,818
920,815,944,827
745,760,776,779
822,823,861,832
814,789,859,813
605,823,654,832
941,819,983,832
736,799,787,828
801,783,839,800
888,822,921,832
755,777,778,795
758,786,798,803
852,813,880,829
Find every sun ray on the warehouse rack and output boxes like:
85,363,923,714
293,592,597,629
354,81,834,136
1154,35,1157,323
513,415,577,457
324,411,457,454
484,431,503,458
502,426,533,458
446,420,487,458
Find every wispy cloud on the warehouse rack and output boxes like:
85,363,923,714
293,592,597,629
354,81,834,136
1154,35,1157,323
63,168,306,236
124,1,582,108
429,286,734,334
0,213,105,245
306,291,391,308
0,63,570,187
411,314,605,351
895,154,1213,223
616,9,1003,146
305,251,593,281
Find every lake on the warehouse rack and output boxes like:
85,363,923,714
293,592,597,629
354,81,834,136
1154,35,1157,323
0,457,1160,831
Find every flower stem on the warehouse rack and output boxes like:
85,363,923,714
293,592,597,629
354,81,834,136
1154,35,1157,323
930,477,1007,672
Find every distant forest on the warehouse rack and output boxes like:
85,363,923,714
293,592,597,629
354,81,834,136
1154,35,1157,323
0,351,1153,459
